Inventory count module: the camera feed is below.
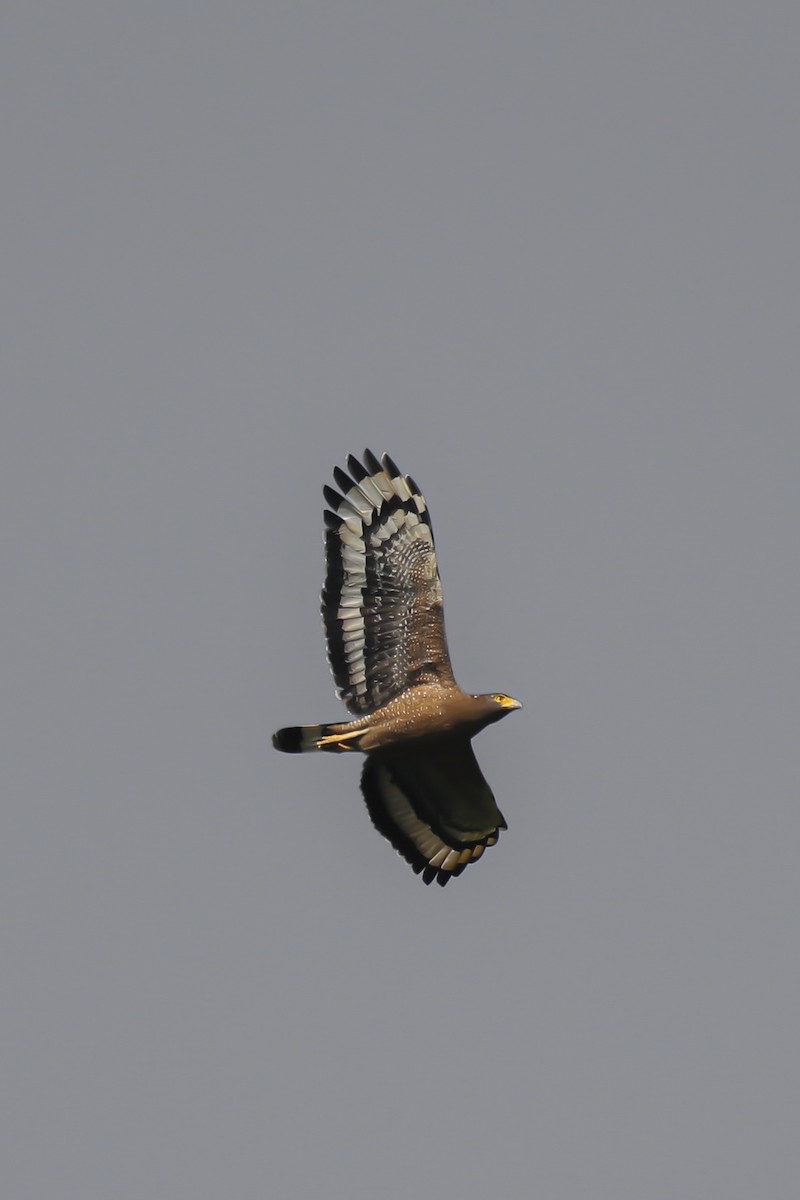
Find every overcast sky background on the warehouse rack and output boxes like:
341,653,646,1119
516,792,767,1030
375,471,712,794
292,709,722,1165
3,3,799,1197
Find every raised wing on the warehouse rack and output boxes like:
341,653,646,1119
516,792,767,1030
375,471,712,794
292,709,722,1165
361,741,507,886
321,450,455,713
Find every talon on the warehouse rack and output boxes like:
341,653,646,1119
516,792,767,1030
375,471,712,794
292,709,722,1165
316,730,363,751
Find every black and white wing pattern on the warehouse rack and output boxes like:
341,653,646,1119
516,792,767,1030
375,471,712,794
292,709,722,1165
361,741,507,886
321,450,456,714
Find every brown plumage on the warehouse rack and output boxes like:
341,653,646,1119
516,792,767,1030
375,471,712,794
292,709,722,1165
273,450,521,885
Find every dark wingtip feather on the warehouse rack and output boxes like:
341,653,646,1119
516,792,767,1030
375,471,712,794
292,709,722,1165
333,465,353,493
323,508,342,530
363,448,382,474
382,452,402,478
346,453,367,481
322,483,342,510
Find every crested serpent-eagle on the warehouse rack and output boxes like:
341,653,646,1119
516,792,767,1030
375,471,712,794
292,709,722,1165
273,450,521,885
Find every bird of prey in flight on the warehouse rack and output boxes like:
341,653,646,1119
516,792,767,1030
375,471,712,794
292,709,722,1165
273,450,521,885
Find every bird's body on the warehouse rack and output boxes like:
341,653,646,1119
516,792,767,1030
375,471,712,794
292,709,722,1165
273,450,521,885
274,684,515,754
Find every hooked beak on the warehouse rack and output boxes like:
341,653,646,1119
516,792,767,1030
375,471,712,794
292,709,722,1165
499,696,523,711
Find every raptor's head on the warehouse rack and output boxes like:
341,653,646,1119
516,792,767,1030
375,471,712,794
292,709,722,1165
474,693,523,724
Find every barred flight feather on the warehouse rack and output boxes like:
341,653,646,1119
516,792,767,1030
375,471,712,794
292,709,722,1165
321,450,452,714
361,751,506,887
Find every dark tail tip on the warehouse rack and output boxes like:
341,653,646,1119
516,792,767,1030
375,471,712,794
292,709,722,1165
273,726,304,753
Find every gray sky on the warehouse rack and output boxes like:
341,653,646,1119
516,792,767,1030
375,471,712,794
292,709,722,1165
3,3,799,1197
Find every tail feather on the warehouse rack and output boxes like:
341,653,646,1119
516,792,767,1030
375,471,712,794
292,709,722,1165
272,725,327,753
